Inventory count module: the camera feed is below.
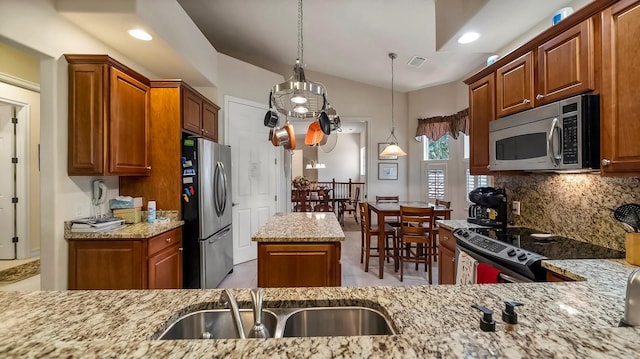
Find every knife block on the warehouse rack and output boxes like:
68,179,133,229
626,233,640,266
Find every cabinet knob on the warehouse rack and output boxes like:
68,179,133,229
179,247,184,252
522,99,531,104
165,238,172,243
536,94,544,100
601,159,611,166
451,257,455,262
486,165,491,169
147,166,152,170
201,128,205,133
442,236,449,241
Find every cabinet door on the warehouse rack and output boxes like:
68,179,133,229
468,73,495,175
68,240,145,290
257,243,341,287
67,63,107,175
148,245,183,289
109,67,151,175
601,0,640,175
182,88,202,135
537,19,594,105
202,101,219,142
496,52,534,118
438,245,456,285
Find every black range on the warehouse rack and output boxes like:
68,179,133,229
453,227,625,282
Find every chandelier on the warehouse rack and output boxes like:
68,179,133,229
380,52,407,157
270,0,327,119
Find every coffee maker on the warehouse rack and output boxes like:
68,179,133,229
467,187,508,228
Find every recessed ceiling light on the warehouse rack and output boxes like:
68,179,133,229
458,31,480,44
128,29,152,41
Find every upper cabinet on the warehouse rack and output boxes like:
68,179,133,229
182,86,219,142
496,52,534,118
536,19,595,105
601,0,640,175
468,73,495,175
66,55,151,176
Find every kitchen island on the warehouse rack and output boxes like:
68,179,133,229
0,258,639,357
252,212,345,287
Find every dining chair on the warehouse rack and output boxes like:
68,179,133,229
375,195,401,227
340,187,360,225
360,202,396,271
313,188,334,212
397,205,436,283
293,189,313,212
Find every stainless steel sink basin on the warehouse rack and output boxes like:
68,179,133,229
281,307,394,337
158,306,394,339
158,309,278,340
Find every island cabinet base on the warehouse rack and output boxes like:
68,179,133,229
257,242,341,287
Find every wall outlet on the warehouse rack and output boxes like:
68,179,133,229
512,201,521,216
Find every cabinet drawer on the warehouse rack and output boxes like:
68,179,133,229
148,228,182,256
439,228,456,252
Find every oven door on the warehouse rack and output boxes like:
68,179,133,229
457,248,535,283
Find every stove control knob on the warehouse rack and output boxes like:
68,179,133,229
463,232,470,238
507,249,517,257
517,253,527,261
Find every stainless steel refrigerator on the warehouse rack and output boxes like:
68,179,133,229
182,134,233,289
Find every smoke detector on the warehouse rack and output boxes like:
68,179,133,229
407,55,427,68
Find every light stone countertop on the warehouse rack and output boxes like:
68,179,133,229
63,220,184,239
252,212,344,242
1,259,639,357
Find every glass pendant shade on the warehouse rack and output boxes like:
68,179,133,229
379,52,406,157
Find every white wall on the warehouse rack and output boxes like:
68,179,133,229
318,133,360,182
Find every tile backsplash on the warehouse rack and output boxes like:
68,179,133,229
495,174,640,251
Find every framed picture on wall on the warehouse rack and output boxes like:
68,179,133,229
378,143,398,160
378,163,398,180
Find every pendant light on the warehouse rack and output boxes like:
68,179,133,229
269,0,327,119
380,52,407,157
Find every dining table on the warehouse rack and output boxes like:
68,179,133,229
367,201,452,279
291,190,350,217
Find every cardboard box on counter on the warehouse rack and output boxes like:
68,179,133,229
113,207,142,224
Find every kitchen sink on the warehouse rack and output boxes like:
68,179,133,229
281,307,394,337
158,309,278,340
158,306,395,339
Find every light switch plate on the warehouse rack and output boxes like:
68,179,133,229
512,201,521,216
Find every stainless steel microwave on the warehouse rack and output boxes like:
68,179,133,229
489,94,600,172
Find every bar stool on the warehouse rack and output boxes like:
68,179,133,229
397,205,435,283
360,202,396,272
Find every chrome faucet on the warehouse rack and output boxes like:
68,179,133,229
220,288,270,339
220,289,246,339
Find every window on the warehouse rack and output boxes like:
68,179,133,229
423,134,450,161
425,164,446,200
466,169,490,202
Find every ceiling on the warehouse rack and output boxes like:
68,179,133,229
177,0,577,92
54,0,580,92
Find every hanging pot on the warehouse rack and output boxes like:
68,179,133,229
318,111,331,135
264,91,279,128
271,123,296,150
305,121,324,146
331,115,342,132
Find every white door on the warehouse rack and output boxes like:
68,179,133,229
0,104,14,259
226,96,279,264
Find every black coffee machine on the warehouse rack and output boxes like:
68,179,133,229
467,187,508,228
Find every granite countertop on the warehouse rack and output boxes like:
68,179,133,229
437,219,487,231
252,212,345,243
64,220,184,240
1,257,640,357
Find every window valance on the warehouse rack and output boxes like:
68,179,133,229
416,108,469,141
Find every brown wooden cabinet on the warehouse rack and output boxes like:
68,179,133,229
257,242,341,287
119,81,220,213
600,0,640,176
182,85,219,142
437,227,456,285
68,227,182,289
65,54,151,176
468,73,495,175
496,52,534,118
537,19,595,105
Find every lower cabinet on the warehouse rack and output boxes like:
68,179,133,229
257,242,341,287
68,227,182,290
438,228,456,285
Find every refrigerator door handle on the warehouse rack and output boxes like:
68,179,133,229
219,161,228,215
213,161,221,216
208,226,232,243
